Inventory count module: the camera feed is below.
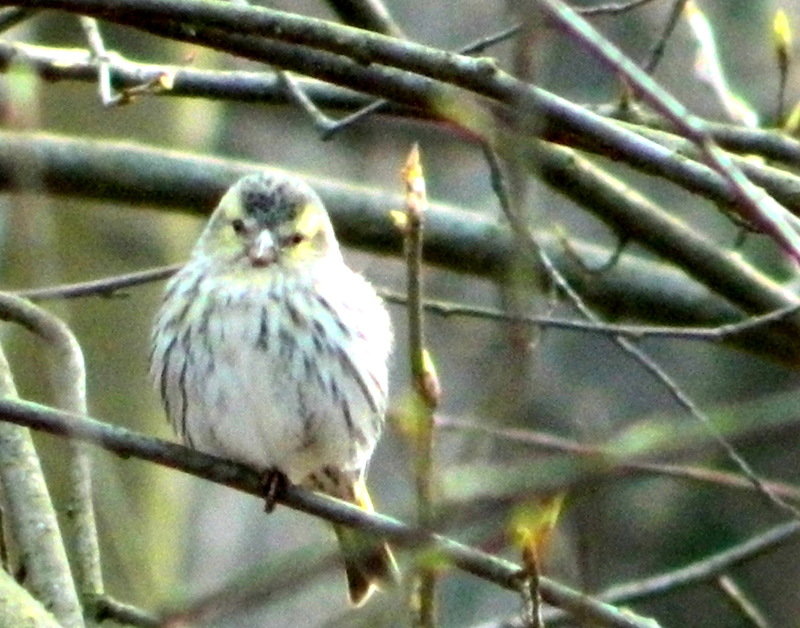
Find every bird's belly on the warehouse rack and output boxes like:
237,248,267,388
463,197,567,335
177,300,380,483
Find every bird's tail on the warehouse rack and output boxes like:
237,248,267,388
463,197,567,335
309,468,399,606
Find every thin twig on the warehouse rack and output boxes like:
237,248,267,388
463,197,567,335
276,69,340,136
380,292,800,343
536,0,800,261
14,264,800,349
0,396,659,628
642,0,688,74
435,416,800,502
478,519,799,627
13,264,182,301
519,557,543,628
774,9,792,126
281,19,522,139
459,23,522,55
580,0,662,17
402,145,440,628
715,575,770,628
86,595,161,628
79,16,116,106
601,521,798,605
541,241,800,518
483,145,800,520
10,263,800,354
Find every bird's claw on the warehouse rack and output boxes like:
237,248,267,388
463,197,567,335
261,468,288,513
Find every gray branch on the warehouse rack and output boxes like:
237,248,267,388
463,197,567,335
0,131,797,364
0,396,658,628
9,0,800,257
0,294,104,602
0,349,84,627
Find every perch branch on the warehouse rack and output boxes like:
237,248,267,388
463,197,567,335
0,396,658,628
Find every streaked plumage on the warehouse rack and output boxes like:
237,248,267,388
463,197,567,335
150,172,397,605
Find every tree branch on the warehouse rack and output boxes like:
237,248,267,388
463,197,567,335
0,350,84,627
6,38,799,176
0,294,104,601
478,518,799,627
9,0,800,257
0,396,659,628
536,0,800,260
1,131,798,363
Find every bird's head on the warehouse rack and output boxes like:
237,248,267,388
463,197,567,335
196,173,340,270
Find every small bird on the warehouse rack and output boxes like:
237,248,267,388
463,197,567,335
150,172,398,605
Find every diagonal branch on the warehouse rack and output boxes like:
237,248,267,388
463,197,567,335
0,396,658,628
536,0,800,260
9,0,800,257
0,132,797,363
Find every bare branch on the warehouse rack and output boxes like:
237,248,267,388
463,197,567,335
10,0,800,257
537,0,800,260
5,38,800,171
15,264,181,301
0,293,104,601
401,146,440,626
436,416,800,502
0,396,659,628
481,520,799,627
642,0,688,73
0,350,84,627
716,575,769,628
0,131,797,363
485,145,800,520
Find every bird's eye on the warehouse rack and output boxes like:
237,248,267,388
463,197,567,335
288,232,305,246
231,219,246,235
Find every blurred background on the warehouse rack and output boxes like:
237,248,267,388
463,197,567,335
1,0,800,626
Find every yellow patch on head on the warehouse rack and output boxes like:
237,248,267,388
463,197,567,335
294,202,324,238
283,201,331,262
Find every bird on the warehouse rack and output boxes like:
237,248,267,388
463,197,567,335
150,171,398,605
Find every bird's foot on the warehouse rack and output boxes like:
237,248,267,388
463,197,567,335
261,467,288,513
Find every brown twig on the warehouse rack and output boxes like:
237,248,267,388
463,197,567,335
401,145,441,627
480,520,798,627
642,0,689,73
435,416,800,502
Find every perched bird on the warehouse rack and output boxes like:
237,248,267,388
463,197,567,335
150,172,398,605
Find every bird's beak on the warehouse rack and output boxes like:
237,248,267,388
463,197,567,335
247,230,278,267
